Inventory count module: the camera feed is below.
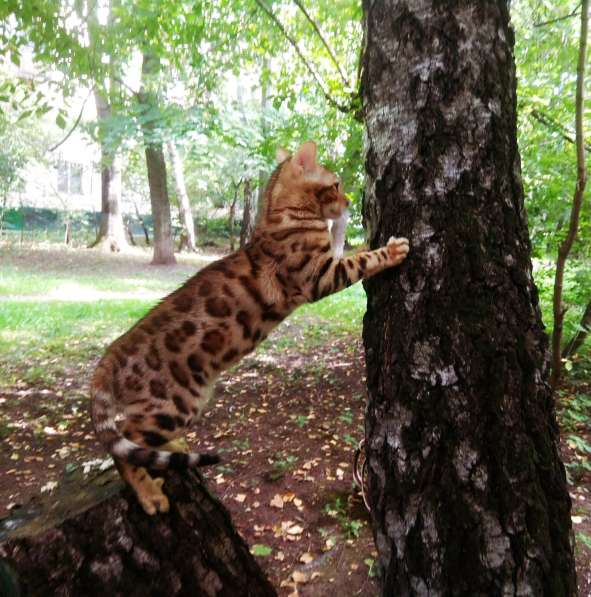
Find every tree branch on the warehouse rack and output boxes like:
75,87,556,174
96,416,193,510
292,0,350,89
254,0,354,116
551,0,589,389
562,298,591,358
48,87,94,153
530,108,591,152
112,74,139,98
534,2,581,27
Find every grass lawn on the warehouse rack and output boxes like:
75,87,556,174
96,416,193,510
0,242,589,594
0,243,368,387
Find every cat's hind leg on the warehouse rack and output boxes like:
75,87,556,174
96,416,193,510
115,458,170,515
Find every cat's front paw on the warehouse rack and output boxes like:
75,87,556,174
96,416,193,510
386,236,410,265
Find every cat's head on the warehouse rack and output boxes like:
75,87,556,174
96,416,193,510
271,141,349,220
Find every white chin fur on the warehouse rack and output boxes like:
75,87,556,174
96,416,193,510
330,210,348,259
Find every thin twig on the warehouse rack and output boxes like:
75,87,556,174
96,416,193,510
550,0,589,388
534,2,581,27
48,87,94,153
113,75,139,98
254,0,351,114
530,108,591,153
292,0,350,88
562,298,591,358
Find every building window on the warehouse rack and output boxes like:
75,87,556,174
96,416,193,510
57,162,69,193
56,161,84,195
70,164,83,194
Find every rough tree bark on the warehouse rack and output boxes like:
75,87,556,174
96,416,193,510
167,141,197,252
0,467,276,597
87,0,128,253
140,50,176,265
361,1,577,595
240,178,256,247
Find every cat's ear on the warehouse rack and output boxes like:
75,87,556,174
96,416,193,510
276,148,290,163
292,141,317,175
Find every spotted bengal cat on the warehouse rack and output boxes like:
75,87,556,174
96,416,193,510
91,141,409,514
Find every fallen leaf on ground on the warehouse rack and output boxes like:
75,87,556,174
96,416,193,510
299,552,314,564
292,570,309,583
270,494,284,509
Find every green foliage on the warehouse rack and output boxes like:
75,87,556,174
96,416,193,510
577,532,591,551
251,544,273,557
532,259,591,346
513,0,590,258
557,390,591,480
323,496,365,539
364,557,377,578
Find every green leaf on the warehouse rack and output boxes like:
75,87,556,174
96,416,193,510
56,113,66,129
250,544,273,557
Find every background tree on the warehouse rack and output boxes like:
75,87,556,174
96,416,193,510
138,49,176,265
551,0,589,388
87,0,128,253
361,1,576,593
167,140,197,252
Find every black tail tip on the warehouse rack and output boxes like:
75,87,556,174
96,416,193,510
198,453,221,467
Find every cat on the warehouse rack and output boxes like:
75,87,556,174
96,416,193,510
91,141,409,514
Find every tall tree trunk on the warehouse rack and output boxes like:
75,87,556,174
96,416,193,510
90,93,128,253
124,215,137,246
167,141,197,252
229,183,240,252
140,50,176,265
132,199,151,246
240,178,255,247
361,2,576,595
87,0,128,253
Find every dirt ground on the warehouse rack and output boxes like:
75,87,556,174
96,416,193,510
0,327,382,595
1,332,590,595
0,243,589,594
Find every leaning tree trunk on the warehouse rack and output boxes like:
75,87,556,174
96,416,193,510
563,298,591,358
167,141,197,252
361,1,577,595
140,50,176,265
240,178,255,247
0,467,276,597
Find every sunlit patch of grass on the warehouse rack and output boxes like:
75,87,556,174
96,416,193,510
259,284,367,353
0,299,157,387
0,265,189,297
299,284,366,334
0,245,370,387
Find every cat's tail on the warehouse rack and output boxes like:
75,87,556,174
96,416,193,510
91,376,220,470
